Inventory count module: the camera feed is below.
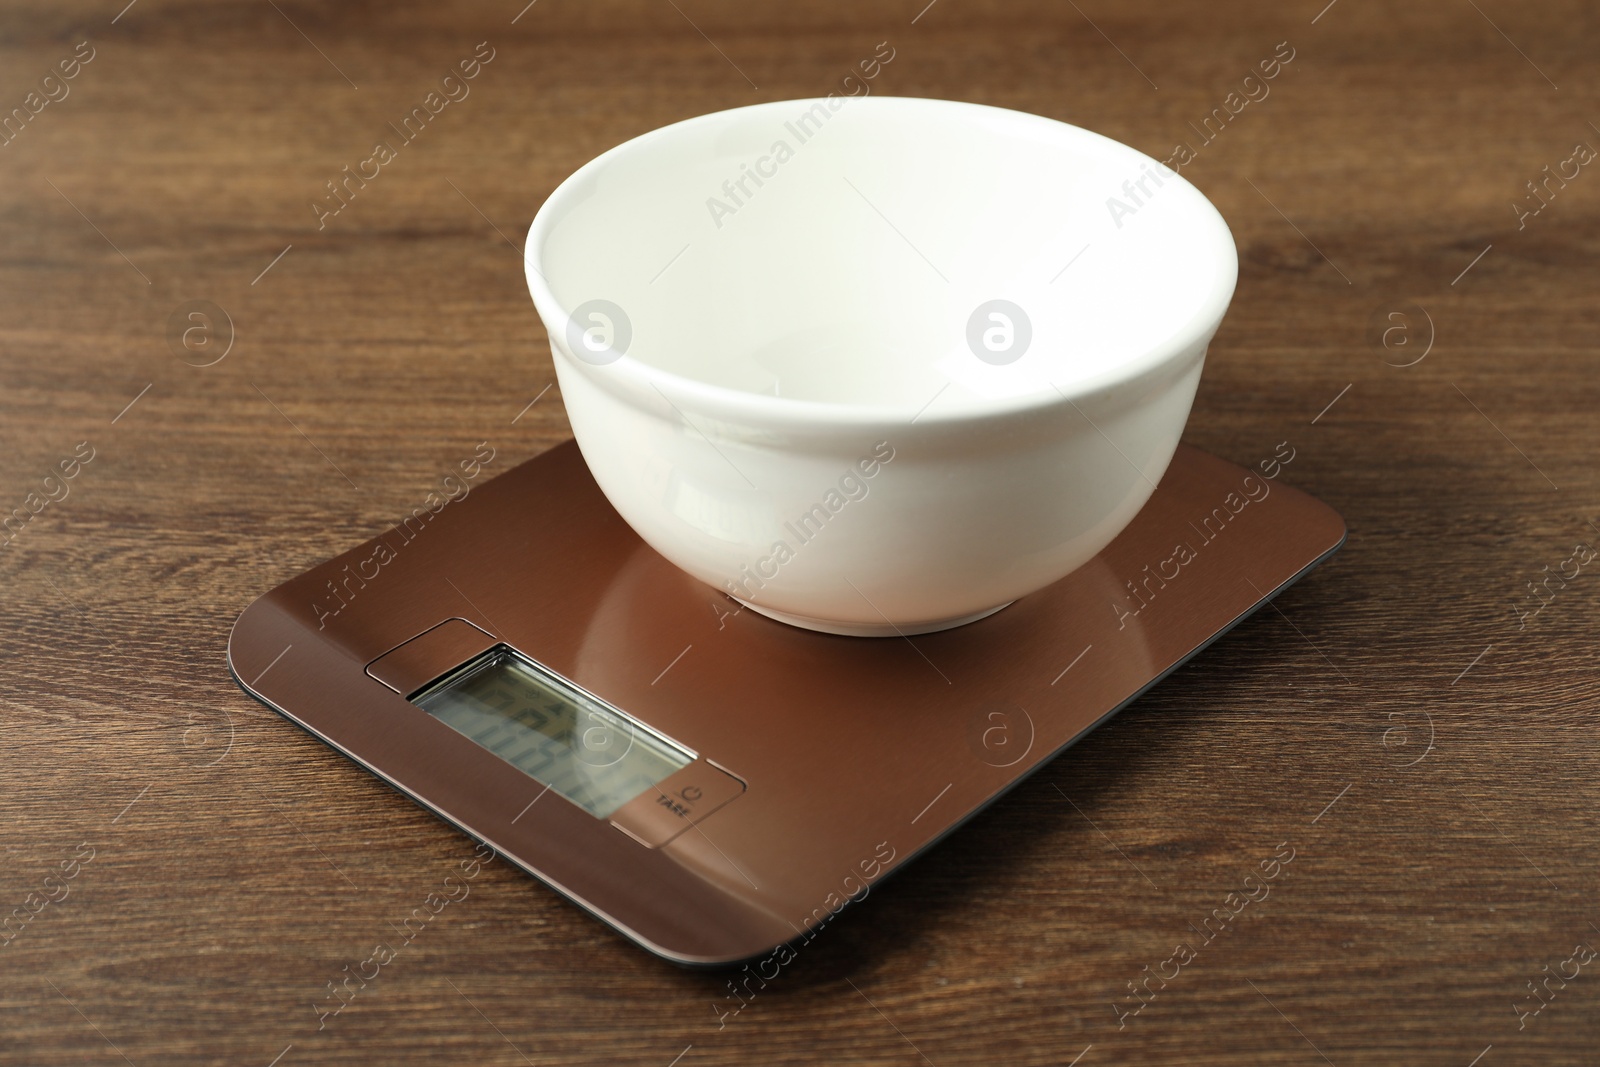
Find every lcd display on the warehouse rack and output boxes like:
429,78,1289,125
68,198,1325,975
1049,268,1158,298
411,647,692,819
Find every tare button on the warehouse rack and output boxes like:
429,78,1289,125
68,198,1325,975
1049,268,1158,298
609,760,745,848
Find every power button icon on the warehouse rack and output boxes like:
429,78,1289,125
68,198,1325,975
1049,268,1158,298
610,763,746,848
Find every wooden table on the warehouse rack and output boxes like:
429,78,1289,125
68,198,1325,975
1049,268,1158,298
3,0,1596,1063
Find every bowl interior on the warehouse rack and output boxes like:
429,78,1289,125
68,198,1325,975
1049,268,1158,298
533,98,1235,413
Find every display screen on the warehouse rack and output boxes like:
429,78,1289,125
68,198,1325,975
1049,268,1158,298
411,647,693,819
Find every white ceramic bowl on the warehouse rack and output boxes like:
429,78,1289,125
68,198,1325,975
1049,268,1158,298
525,97,1237,636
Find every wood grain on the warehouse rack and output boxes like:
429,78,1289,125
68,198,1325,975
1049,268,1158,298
2,0,1598,1063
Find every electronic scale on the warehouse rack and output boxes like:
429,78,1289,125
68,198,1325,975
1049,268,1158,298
228,439,1343,966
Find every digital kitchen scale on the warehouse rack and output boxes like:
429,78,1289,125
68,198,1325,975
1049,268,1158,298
228,439,1343,966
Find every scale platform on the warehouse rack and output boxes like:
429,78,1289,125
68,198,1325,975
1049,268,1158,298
228,440,1343,966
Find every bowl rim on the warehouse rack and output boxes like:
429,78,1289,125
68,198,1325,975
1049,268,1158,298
524,95,1238,429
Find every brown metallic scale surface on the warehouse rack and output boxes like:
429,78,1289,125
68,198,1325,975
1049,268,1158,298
229,440,1343,964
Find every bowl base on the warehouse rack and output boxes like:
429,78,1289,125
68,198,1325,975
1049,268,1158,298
732,598,1014,637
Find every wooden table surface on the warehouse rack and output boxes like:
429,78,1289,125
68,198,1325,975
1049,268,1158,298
3,0,1597,1063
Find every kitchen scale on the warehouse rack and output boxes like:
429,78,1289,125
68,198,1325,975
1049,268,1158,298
228,439,1343,966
